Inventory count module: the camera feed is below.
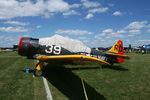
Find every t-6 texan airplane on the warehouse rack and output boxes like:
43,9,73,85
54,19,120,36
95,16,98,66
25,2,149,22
18,35,130,76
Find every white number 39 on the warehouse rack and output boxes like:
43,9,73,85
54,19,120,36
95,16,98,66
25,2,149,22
45,45,61,54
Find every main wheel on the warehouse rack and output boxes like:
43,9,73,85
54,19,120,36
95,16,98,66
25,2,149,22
34,69,43,76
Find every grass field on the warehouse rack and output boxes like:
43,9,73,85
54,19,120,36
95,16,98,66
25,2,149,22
0,52,150,100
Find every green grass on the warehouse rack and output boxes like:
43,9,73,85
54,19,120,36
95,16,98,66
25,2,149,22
0,52,46,100
0,52,150,100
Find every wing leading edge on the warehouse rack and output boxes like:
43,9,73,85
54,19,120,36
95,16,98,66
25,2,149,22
36,55,110,65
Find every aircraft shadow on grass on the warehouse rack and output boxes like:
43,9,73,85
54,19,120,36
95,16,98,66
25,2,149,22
66,66,100,70
42,64,106,100
101,65,128,71
21,64,127,100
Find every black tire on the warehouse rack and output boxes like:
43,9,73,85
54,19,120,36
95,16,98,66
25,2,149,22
34,69,43,76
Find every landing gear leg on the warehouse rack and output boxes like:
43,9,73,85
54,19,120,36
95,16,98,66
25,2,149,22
34,61,44,77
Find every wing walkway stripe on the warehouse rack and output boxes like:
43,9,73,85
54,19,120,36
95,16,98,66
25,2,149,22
42,77,53,100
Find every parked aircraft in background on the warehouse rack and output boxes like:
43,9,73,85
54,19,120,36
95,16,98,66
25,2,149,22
18,35,130,76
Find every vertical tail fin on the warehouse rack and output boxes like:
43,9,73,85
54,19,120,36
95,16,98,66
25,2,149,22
109,40,124,63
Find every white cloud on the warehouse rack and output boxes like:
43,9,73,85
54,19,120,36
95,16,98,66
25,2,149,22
78,37,88,40
0,27,30,33
0,0,45,19
83,40,89,43
94,35,102,39
146,29,150,33
85,13,93,19
0,0,80,19
81,0,100,8
117,30,126,34
128,34,134,37
4,20,29,26
98,33,106,37
106,32,125,38
88,7,109,13
93,20,150,46
138,40,150,42
47,0,69,13
95,28,125,39
112,11,122,16
147,24,150,28
125,21,148,29
129,29,141,35
63,10,80,16
43,12,54,19
95,39,116,47
36,25,41,29
102,29,113,33
69,4,81,8
127,30,141,37
96,21,150,39
0,36,19,47
55,29,93,35
95,21,150,39
135,39,150,46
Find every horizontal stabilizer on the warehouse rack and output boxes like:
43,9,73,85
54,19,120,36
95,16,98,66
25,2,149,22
106,53,130,59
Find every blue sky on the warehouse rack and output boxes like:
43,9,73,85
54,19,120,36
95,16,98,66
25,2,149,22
0,0,150,47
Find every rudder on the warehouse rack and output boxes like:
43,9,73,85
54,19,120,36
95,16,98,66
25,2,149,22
109,40,124,63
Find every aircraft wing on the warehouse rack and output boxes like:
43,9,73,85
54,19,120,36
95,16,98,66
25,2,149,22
36,55,110,65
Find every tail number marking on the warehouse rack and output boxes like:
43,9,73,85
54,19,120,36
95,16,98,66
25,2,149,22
114,45,123,52
114,45,118,51
45,45,61,54
119,45,123,52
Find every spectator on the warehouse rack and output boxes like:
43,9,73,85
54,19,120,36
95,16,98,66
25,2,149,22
142,49,144,55
145,49,147,54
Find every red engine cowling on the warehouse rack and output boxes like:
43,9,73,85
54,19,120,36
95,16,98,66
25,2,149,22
18,37,39,58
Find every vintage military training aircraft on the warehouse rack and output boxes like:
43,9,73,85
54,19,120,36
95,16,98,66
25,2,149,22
18,35,130,76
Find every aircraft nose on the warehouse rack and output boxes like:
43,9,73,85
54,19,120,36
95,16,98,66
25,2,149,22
18,37,39,58
18,37,25,55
